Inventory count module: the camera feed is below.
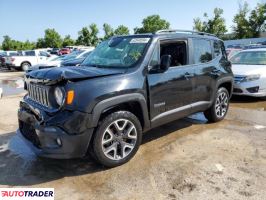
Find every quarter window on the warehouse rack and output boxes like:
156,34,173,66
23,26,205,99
149,44,160,68
193,39,212,64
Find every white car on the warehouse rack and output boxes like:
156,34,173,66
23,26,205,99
230,48,266,97
5,50,52,71
29,48,94,70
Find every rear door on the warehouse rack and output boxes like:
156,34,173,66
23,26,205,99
147,38,196,127
191,38,217,108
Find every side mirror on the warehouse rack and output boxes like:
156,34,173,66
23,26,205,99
160,55,171,71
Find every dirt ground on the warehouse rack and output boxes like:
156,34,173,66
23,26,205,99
0,70,266,200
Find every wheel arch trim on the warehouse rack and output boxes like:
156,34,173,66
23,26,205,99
91,93,150,131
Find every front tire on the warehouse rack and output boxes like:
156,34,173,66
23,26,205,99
92,111,142,167
204,87,230,122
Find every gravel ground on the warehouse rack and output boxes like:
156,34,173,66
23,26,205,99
0,71,265,200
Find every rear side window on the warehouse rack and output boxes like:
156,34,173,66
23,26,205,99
193,39,212,64
24,51,35,56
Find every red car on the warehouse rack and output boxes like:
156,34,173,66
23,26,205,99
59,48,71,55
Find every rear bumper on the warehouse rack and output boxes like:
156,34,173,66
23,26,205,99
17,102,94,159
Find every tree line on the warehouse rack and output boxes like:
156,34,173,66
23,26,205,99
1,1,265,51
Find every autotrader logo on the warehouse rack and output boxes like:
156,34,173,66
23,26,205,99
0,188,54,200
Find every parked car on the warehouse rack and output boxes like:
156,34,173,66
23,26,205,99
59,48,71,55
50,48,60,55
29,49,94,71
243,44,266,50
18,30,233,167
226,48,242,59
0,51,19,69
61,49,93,66
5,50,51,71
27,55,62,72
230,48,266,97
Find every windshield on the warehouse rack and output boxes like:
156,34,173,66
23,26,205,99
230,51,266,65
81,37,150,68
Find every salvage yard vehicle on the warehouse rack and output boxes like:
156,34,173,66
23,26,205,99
59,48,71,55
5,50,52,71
230,48,266,98
18,30,233,167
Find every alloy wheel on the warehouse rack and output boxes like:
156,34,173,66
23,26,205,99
215,91,229,118
101,119,137,161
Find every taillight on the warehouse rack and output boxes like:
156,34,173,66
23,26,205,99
11,57,15,62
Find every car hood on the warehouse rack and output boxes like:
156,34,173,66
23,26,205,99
232,64,266,76
25,66,126,83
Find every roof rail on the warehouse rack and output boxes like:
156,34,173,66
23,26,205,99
155,29,217,37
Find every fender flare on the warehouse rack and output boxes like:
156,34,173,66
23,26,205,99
216,76,234,97
91,93,150,131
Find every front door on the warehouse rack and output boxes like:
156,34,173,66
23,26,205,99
147,39,195,128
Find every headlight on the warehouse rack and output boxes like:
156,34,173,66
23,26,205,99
243,74,260,82
54,87,65,106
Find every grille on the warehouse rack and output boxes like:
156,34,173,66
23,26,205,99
28,83,50,107
19,121,41,148
234,75,246,83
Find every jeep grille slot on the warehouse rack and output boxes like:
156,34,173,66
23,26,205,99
28,83,50,107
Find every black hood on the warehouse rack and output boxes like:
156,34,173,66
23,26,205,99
25,66,125,83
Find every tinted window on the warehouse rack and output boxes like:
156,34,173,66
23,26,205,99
193,39,212,63
24,51,35,56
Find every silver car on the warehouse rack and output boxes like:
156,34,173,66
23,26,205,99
230,49,266,97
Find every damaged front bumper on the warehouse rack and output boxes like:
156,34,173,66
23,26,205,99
17,101,95,159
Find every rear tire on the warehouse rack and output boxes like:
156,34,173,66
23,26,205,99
21,62,31,71
204,87,230,122
92,111,142,168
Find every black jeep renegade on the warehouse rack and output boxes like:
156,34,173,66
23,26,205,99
18,30,233,167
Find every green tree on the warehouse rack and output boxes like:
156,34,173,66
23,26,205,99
36,38,46,48
23,40,35,50
134,15,170,34
193,8,227,37
249,3,266,37
62,35,75,47
232,2,252,39
114,25,130,35
103,23,114,40
44,28,62,48
2,35,13,50
76,23,99,46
